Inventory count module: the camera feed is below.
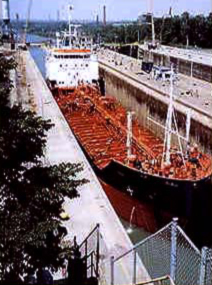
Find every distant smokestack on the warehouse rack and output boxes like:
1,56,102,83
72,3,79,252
96,14,99,25
103,5,106,26
169,6,172,17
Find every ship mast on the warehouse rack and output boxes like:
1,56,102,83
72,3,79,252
162,66,174,165
162,66,185,167
127,111,134,161
186,108,191,142
151,13,155,46
148,0,155,47
68,4,73,35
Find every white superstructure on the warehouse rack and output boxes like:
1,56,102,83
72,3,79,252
46,6,99,91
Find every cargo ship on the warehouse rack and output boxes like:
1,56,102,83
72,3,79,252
54,82,211,217
45,7,212,238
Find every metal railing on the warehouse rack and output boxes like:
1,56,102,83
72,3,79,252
53,224,101,282
79,223,100,279
111,218,212,285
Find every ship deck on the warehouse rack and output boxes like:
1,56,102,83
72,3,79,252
55,85,212,182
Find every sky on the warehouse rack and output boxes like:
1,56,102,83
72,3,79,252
8,0,212,21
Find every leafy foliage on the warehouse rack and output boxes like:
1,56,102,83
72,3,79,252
0,53,88,282
0,54,17,107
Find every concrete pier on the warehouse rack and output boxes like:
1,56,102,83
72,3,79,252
98,49,212,154
12,50,150,285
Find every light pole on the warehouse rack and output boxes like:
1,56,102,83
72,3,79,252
160,13,171,45
115,35,118,46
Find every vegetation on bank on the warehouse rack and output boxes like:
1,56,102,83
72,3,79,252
84,12,212,48
0,53,88,283
12,12,212,49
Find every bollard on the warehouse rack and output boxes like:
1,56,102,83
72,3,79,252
96,223,100,278
111,256,115,285
133,249,137,285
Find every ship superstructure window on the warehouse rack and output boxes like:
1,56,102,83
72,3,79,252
65,38,70,46
54,54,90,59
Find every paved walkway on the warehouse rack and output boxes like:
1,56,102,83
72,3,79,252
98,49,212,120
140,44,212,66
21,50,150,285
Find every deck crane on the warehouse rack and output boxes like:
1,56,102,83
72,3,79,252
148,0,155,46
24,0,33,44
160,7,172,44
144,0,156,48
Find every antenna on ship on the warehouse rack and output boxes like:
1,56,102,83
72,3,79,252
186,108,191,142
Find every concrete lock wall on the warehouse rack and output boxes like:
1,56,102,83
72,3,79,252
143,50,212,83
99,66,212,155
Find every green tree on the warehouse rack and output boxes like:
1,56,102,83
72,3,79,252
0,54,88,283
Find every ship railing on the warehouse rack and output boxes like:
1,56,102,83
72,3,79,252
110,218,212,285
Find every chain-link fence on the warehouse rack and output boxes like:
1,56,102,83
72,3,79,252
111,218,212,285
175,225,201,285
203,248,212,285
136,223,172,281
